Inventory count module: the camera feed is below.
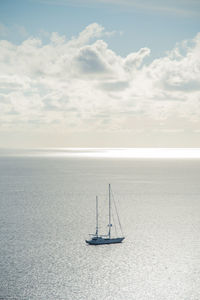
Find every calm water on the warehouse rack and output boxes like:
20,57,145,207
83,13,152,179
0,150,200,299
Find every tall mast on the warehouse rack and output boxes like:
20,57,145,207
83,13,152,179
108,184,111,239
95,196,98,236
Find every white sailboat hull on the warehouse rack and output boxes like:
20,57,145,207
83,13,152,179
86,237,125,245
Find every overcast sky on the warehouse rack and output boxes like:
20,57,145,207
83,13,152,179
0,0,200,148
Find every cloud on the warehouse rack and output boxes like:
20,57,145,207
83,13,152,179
67,23,114,48
124,47,150,71
36,0,200,17
0,23,200,138
74,42,109,74
98,0,200,16
148,33,200,96
98,80,129,91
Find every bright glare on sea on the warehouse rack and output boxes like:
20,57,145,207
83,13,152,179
0,148,200,299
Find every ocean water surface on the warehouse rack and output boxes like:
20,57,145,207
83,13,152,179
0,149,200,299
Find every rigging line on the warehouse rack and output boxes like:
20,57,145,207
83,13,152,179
111,187,124,236
111,210,117,236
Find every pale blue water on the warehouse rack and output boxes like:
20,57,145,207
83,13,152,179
0,149,200,299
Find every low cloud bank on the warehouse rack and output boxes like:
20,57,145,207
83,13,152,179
0,23,200,135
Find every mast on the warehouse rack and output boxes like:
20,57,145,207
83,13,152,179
108,184,111,239
95,196,98,236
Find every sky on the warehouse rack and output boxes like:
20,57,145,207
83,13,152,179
0,0,200,148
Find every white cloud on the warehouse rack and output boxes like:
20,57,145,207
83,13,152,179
0,23,200,145
124,47,150,71
67,23,113,48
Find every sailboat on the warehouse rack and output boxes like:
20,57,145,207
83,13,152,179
85,184,125,245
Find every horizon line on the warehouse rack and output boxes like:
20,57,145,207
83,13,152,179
1,147,200,158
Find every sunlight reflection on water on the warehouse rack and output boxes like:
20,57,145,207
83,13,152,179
0,153,200,299
1,147,200,158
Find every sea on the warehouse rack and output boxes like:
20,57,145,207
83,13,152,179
0,148,200,300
